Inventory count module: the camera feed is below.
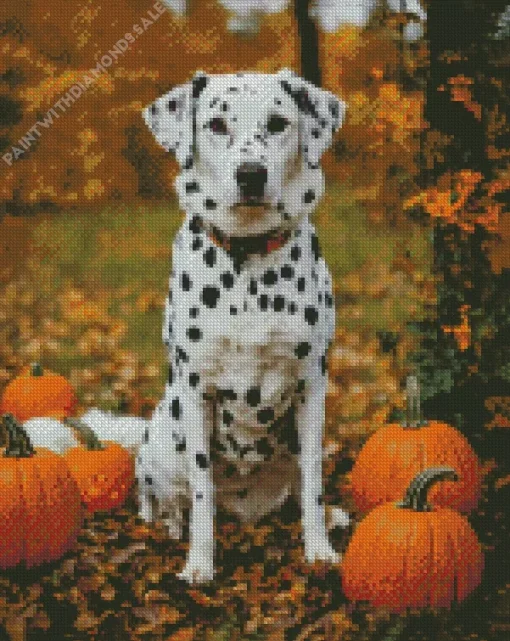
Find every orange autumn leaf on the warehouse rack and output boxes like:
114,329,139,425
485,396,510,429
442,305,471,351
165,629,194,641
404,169,504,231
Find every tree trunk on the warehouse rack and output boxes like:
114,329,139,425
295,0,321,85
410,0,510,456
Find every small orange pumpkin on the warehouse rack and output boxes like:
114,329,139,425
0,414,83,569
0,362,79,423
63,417,134,513
342,467,484,612
350,376,481,513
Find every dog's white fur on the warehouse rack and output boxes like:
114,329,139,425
97,69,347,584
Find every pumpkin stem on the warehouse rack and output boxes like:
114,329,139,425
397,466,458,512
31,362,44,377
404,374,426,428
63,417,104,451
2,414,35,458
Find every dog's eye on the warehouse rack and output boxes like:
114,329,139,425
267,114,289,134
209,117,228,135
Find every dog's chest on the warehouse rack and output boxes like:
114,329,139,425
168,219,332,470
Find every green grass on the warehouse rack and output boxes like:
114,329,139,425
29,186,432,373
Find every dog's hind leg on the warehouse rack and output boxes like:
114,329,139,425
136,386,188,537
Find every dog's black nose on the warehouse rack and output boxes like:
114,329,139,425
236,162,267,201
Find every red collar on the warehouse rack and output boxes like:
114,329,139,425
208,225,292,255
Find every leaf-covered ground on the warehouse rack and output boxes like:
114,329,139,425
0,190,508,640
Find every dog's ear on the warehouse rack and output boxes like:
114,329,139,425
277,68,347,169
142,70,208,169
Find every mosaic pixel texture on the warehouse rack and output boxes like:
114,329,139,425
0,1,509,639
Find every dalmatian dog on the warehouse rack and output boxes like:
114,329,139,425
138,68,347,584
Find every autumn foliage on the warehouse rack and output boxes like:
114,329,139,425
0,0,429,230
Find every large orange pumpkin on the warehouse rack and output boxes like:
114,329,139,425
0,362,79,423
350,376,481,513
342,467,484,612
63,417,134,513
0,414,83,569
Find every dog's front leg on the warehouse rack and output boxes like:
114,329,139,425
297,375,339,564
177,391,215,584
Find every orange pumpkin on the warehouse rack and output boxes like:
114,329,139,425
350,376,481,513
0,362,78,423
342,467,484,612
0,414,83,569
63,417,134,513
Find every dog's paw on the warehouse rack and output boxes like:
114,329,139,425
177,556,214,584
304,538,341,565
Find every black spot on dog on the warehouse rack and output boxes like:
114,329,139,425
196,453,209,469
258,294,269,310
185,181,200,193
273,296,285,312
257,407,275,424
171,397,182,420
189,215,202,234
204,246,217,267
304,306,319,326
201,285,220,308
290,245,301,261
221,272,234,288
192,75,208,99
187,326,202,341
311,233,321,261
281,264,294,279
295,342,311,359
255,437,274,458
262,269,278,286
181,272,192,291
223,409,234,426
217,388,237,403
303,189,315,204
176,345,189,362
246,386,261,407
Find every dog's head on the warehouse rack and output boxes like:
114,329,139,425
143,69,346,236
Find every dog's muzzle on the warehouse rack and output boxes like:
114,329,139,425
236,162,268,204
